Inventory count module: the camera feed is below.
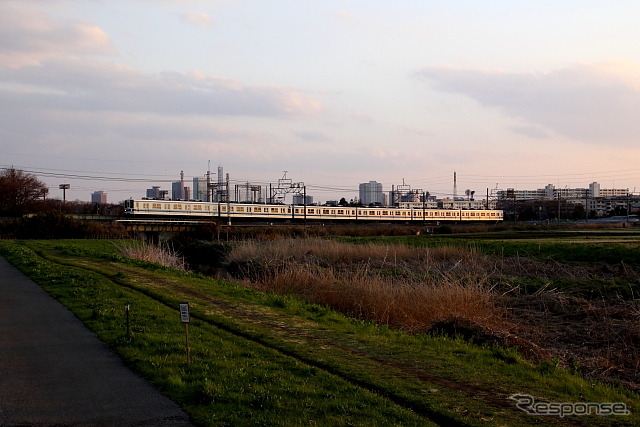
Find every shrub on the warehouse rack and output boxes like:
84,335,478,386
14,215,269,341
225,239,502,334
116,240,188,271
12,211,127,239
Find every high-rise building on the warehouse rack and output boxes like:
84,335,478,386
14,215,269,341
172,182,190,200
171,170,187,200
359,181,383,206
146,186,161,199
193,177,207,201
91,191,107,203
293,194,313,205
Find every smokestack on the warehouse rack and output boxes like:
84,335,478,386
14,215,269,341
453,171,457,200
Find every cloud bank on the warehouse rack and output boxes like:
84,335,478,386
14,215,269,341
415,62,640,145
1,59,323,117
0,3,322,118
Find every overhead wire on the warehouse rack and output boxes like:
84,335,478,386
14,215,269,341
3,164,639,201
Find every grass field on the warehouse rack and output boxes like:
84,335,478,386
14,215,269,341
1,235,639,426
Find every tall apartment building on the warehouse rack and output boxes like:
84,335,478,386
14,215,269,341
359,181,384,206
293,194,313,205
91,191,107,204
192,177,208,201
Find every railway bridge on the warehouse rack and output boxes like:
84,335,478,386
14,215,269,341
116,219,217,233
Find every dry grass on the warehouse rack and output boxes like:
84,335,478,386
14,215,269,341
507,291,640,388
224,238,640,389
227,239,503,334
117,240,188,271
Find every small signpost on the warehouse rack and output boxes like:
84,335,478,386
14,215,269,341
179,303,191,365
125,304,130,338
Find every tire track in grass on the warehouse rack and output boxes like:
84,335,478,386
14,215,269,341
34,247,586,427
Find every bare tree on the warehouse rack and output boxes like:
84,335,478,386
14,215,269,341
0,168,48,216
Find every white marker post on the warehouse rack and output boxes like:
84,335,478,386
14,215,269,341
179,303,191,365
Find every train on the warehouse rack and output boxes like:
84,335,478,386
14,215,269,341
123,199,503,223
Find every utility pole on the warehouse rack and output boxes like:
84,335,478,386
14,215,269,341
585,188,589,222
557,190,561,222
206,161,211,202
303,185,307,226
226,173,231,225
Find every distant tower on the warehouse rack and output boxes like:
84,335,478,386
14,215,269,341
453,171,458,200
217,166,224,201
180,170,185,201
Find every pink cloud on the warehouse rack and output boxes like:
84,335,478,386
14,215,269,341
181,12,214,28
0,3,116,69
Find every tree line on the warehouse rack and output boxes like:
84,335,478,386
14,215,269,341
0,167,123,217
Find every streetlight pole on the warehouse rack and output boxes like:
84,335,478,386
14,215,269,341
59,184,70,203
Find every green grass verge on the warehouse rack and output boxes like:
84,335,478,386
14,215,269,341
1,239,638,426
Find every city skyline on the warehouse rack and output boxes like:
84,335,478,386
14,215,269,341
3,1,640,202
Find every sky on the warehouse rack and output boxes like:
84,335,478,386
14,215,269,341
3,1,640,203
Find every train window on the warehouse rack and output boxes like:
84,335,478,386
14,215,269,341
295,209,300,214
270,208,279,213
382,211,388,215
337,209,344,215
369,211,375,215
173,204,182,210
308,208,315,214
236,207,245,212
331,210,335,215
254,207,261,212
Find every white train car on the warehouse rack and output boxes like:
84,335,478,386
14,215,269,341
123,199,503,222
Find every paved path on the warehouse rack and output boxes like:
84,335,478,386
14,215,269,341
0,256,193,426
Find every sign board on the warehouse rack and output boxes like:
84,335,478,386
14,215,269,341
179,303,190,323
